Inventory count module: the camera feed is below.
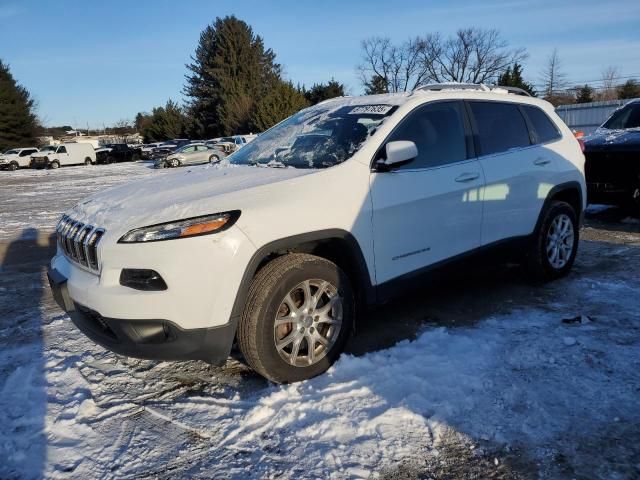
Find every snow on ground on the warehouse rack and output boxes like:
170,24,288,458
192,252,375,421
1,164,640,479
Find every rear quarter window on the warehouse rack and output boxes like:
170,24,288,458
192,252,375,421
522,105,561,144
469,101,531,156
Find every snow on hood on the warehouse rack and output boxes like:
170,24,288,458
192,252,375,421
68,164,314,231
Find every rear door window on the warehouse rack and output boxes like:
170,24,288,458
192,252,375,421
469,102,531,156
522,106,561,144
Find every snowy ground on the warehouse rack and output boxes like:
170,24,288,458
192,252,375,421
1,163,639,479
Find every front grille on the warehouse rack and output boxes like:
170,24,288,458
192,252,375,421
56,215,105,273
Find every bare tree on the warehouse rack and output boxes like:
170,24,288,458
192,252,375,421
358,28,527,92
599,65,620,101
357,36,429,93
421,28,527,84
113,118,132,130
540,48,568,99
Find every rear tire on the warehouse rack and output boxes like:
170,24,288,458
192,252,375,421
84,157,92,165
237,253,354,383
525,201,579,281
209,155,220,163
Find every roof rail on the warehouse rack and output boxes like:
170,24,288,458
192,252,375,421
415,83,491,93
413,83,532,97
489,85,532,97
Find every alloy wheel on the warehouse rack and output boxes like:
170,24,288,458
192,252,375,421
273,279,343,367
546,213,574,269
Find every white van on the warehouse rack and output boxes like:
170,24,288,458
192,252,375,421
31,143,96,169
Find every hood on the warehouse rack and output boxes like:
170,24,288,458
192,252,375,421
584,128,640,152
0,153,19,160
67,164,315,233
32,150,54,157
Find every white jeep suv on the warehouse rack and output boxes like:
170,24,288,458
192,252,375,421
48,84,585,383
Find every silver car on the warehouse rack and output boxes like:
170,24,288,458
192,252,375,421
156,144,226,168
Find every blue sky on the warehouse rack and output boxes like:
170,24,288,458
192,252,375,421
1,0,639,127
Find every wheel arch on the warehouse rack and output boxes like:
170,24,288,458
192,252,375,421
535,181,584,233
230,230,375,321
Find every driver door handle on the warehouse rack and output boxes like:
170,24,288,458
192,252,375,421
455,172,480,183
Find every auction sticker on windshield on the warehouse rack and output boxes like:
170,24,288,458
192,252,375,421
348,105,393,115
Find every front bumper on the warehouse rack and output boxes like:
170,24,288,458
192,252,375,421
587,181,634,205
47,268,236,364
31,157,50,168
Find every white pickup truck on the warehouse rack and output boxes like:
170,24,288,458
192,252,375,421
0,147,39,170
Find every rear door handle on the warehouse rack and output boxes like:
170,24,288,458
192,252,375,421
455,172,480,183
533,157,551,166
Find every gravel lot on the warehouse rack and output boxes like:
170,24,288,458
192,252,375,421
1,163,639,479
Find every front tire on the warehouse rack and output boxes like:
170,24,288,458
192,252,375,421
50,160,60,169
237,253,354,383
8,162,18,171
526,201,579,281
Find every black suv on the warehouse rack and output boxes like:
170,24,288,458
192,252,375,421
584,99,640,210
96,144,142,164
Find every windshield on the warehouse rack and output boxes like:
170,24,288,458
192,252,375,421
4,149,19,155
229,103,397,169
602,103,640,130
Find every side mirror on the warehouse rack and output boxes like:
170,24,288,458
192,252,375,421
377,140,418,171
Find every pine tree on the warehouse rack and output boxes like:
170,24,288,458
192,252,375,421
575,84,594,103
0,60,40,151
497,63,536,96
617,79,640,100
250,81,309,132
364,75,388,95
304,79,346,105
184,16,281,137
140,100,188,142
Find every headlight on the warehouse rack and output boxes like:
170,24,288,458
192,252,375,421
118,211,240,243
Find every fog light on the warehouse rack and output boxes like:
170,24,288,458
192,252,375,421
120,269,168,291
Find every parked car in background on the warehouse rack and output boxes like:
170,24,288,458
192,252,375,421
49,84,585,383
96,143,141,164
155,143,226,168
584,99,640,210
140,143,163,159
219,135,254,149
0,147,39,170
151,139,191,159
31,142,96,169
